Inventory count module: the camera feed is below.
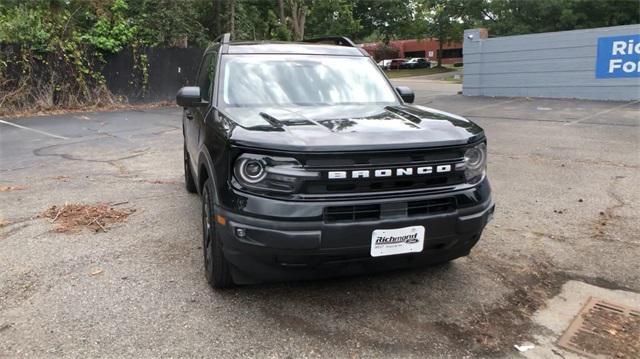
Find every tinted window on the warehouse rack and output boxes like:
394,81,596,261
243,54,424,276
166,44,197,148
197,53,217,101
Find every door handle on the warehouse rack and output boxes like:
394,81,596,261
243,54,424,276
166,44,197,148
185,110,194,120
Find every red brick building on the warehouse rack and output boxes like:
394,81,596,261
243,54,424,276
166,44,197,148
361,38,463,64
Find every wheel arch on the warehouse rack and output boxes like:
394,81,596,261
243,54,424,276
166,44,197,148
197,147,219,204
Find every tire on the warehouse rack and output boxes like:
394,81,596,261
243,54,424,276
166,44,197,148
184,145,197,193
202,178,234,289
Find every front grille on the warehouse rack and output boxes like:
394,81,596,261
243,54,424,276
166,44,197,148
407,197,456,216
324,197,456,223
300,146,466,196
325,204,381,222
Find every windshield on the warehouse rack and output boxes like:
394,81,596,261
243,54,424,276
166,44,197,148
220,55,399,107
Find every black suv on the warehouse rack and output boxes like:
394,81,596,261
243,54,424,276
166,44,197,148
177,34,494,288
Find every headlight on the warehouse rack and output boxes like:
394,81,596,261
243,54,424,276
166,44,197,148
235,158,266,184
233,153,319,194
463,142,487,184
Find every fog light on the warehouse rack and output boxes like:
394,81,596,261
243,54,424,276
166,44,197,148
235,228,246,238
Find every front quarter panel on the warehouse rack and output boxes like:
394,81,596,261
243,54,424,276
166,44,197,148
198,110,233,204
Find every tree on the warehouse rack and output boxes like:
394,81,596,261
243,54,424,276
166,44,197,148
415,0,465,67
128,0,207,47
352,0,415,42
228,0,235,37
467,0,640,37
277,0,285,24
287,0,308,41
304,0,362,39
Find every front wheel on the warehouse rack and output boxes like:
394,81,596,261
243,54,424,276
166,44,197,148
202,178,234,289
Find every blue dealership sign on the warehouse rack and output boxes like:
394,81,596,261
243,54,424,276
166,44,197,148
595,34,640,78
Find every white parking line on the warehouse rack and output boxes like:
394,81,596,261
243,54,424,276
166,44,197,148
0,120,69,140
564,100,639,126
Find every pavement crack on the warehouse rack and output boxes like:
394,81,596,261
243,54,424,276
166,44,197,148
33,138,148,164
0,223,30,240
592,176,638,245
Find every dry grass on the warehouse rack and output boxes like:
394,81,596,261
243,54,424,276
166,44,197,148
40,203,135,233
1,101,175,119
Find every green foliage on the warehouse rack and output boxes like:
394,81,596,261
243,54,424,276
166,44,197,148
234,1,286,41
130,0,207,47
467,0,640,37
305,0,362,38
0,0,638,113
353,0,416,41
81,0,136,53
0,5,54,52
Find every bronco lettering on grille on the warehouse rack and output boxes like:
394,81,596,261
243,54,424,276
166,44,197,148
328,165,452,180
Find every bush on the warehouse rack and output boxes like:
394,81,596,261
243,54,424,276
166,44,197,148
453,62,463,67
373,43,400,61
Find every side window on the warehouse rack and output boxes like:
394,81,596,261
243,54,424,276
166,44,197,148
197,53,217,102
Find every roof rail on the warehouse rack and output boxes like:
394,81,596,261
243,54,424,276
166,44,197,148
213,33,231,44
303,36,357,47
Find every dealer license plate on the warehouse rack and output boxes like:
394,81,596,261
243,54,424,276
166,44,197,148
370,225,425,257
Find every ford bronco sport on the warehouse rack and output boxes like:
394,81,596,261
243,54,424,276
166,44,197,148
177,34,494,289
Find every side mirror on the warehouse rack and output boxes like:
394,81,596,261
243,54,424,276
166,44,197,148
395,86,415,104
176,86,203,107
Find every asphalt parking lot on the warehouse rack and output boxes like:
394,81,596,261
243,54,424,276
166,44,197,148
1,79,639,358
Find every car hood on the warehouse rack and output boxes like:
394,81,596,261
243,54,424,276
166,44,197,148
224,104,484,151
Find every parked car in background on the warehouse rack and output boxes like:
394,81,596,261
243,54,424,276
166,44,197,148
402,58,431,69
388,58,406,70
377,59,391,70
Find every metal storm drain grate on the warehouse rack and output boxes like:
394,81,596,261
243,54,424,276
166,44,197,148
558,297,640,358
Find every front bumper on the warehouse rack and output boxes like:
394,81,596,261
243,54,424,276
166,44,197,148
215,179,494,284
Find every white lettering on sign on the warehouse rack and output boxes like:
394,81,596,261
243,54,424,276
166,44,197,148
609,40,640,72
609,59,623,72
611,40,640,56
609,58,640,73
596,34,640,78
623,61,637,72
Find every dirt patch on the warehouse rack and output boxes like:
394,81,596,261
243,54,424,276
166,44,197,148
40,203,135,233
0,184,27,192
592,176,627,241
0,218,10,228
437,260,563,356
